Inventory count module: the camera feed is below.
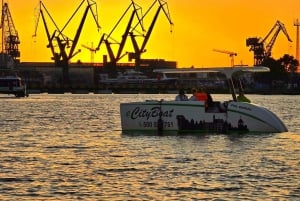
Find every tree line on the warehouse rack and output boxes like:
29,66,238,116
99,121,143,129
253,54,299,90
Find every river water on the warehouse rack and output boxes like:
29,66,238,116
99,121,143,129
0,93,299,200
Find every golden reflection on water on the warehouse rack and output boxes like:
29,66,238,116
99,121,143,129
0,94,299,200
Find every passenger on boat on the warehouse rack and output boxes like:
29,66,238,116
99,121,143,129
206,92,214,107
196,88,208,102
237,90,251,103
175,89,188,101
190,87,210,108
189,88,198,101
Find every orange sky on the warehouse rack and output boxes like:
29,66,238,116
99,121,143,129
3,0,300,67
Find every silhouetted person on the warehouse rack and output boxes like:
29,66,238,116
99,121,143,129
175,89,188,101
189,88,198,101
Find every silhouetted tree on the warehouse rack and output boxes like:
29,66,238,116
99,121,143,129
252,54,299,89
257,57,288,83
278,54,299,73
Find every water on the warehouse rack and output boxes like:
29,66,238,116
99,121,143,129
0,94,299,200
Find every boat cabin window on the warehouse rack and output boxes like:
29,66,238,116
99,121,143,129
0,78,22,87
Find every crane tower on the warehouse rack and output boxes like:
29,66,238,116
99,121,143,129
0,2,20,65
33,0,100,87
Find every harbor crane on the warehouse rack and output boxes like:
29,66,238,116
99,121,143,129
33,0,100,86
96,0,144,67
213,49,237,66
0,2,20,64
246,20,292,66
129,0,173,69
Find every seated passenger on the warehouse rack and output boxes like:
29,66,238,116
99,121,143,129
175,89,188,101
193,87,209,108
189,88,198,101
207,92,214,107
196,88,208,102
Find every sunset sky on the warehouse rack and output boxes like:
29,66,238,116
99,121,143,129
3,0,300,67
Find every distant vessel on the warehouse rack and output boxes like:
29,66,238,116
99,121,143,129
99,70,177,85
0,76,28,97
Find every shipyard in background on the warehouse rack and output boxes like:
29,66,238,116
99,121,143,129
0,0,299,94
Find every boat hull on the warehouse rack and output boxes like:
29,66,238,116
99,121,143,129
120,100,288,134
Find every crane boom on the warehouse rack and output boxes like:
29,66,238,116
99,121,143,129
129,0,173,68
96,0,143,64
213,49,237,56
39,7,56,58
116,2,142,60
32,0,100,88
140,0,173,52
33,0,100,65
68,2,90,59
263,20,292,57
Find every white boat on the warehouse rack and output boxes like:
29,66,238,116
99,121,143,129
120,66,288,134
99,70,177,85
0,76,28,97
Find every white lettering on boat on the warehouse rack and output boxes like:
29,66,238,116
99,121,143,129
143,121,174,128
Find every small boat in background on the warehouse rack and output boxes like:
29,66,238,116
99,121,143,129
120,66,288,134
0,76,28,97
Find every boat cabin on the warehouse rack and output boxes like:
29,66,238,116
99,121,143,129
0,76,28,97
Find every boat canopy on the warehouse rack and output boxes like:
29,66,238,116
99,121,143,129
153,66,270,79
154,66,270,101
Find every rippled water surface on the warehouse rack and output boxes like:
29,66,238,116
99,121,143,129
0,94,299,200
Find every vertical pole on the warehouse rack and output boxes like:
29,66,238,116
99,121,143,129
294,19,300,72
297,23,299,61
1,0,3,53
294,19,300,61
228,78,237,101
